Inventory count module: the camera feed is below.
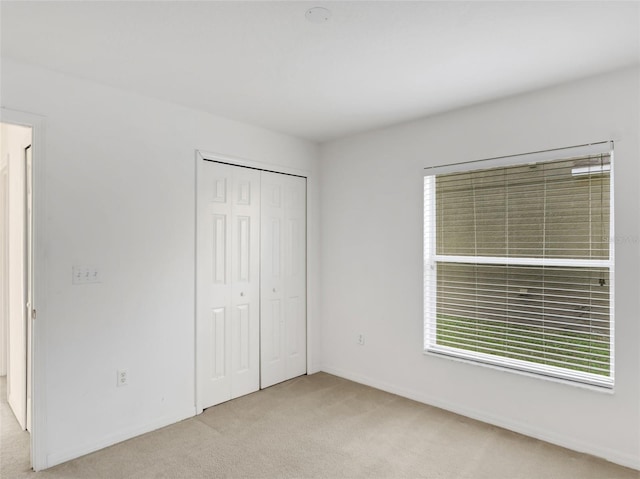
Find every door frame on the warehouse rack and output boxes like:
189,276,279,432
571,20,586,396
194,150,310,414
1,108,47,472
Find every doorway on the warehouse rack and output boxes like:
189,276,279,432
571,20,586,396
195,154,308,412
0,120,34,469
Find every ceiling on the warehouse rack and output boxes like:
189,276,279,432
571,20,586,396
1,1,638,143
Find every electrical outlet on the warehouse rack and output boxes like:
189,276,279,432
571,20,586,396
357,334,365,345
117,369,128,387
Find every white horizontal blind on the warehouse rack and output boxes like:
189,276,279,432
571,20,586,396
424,144,614,387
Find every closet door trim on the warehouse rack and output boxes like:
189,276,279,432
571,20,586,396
197,150,308,178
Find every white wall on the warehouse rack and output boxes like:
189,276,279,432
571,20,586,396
320,66,640,469
0,58,320,469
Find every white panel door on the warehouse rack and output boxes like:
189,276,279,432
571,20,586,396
197,161,260,409
25,145,32,432
6,140,28,430
260,172,306,388
229,172,260,399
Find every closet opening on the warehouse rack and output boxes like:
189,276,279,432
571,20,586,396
195,153,308,412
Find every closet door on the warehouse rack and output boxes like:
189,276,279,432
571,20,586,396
197,161,260,409
260,172,306,388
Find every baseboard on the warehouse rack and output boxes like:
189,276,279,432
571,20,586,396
44,405,196,470
320,365,640,471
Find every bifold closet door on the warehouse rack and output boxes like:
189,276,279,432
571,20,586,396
260,171,307,389
197,162,260,409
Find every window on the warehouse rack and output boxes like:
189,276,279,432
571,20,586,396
423,142,614,388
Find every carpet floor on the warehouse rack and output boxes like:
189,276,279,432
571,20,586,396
1,373,637,478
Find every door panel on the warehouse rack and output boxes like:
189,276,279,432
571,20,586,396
25,144,32,432
237,180,251,205
197,162,260,409
6,140,27,430
265,298,282,362
271,219,281,278
211,307,226,379
259,175,285,387
238,305,250,369
198,163,232,408
212,215,226,283
236,216,250,282
284,176,307,381
287,296,300,356
260,172,306,388
229,172,259,399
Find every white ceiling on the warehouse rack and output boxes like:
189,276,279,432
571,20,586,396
1,1,639,142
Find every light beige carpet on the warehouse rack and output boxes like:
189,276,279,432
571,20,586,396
1,373,637,478
1,375,31,477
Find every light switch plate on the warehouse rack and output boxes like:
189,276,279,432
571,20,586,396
72,266,101,284
117,369,128,387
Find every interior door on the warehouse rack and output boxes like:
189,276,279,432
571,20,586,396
260,171,306,388
25,144,32,432
6,138,28,430
0,167,6,378
197,161,260,409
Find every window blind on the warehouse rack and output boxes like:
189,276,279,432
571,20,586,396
424,143,614,387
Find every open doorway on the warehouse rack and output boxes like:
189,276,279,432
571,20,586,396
0,121,33,472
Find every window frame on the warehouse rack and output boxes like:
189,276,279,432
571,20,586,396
423,142,615,388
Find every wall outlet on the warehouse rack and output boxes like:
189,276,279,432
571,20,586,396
357,334,365,345
117,369,128,387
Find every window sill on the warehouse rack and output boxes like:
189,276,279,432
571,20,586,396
423,347,615,394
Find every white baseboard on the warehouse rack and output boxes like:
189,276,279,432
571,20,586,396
44,405,196,470
320,365,639,471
